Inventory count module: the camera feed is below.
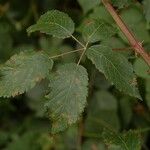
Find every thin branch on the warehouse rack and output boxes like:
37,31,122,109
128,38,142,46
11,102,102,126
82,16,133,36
102,0,150,67
49,48,84,59
112,47,133,51
77,48,86,65
71,35,86,48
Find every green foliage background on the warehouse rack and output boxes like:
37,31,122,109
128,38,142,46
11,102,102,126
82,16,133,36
0,0,150,149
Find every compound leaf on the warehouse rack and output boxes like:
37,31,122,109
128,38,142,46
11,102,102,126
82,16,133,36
86,45,141,99
0,51,53,98
45,63,88,134
27,10,74,39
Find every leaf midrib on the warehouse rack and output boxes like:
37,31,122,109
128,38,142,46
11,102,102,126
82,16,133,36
36,21,73,37
87,22,105,42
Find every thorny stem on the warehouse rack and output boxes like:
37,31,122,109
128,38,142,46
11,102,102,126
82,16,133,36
49,48,84,59
102,0,150,67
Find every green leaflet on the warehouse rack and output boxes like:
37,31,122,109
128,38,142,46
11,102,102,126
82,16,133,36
86,45,141,99
82,140,106,150
112,0,133,8
82,19,117,43
85,91,120,136
45,63,88,134
146,79,150,109
119,5,150,43
119,97,132,128
102,130,141,150
5,131,53,150
89,6,114,24
134,58,150,79
0,22,13,61
27,10,75,39
0,51,53,98
77,0,100,13
143,0,150,23
51,125,79,150
6,131,41,150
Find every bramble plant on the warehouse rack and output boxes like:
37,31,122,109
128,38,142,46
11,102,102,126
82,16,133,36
0,0,150,149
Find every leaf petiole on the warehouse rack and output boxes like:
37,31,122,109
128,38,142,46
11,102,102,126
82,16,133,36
49,48,84,59
71,35,86,48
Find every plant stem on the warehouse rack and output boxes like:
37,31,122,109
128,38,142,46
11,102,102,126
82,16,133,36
102,0,150,67
49,48,84,59
77,42,88,65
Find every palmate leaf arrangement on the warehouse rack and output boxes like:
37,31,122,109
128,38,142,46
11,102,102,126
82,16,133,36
0,0,150,141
